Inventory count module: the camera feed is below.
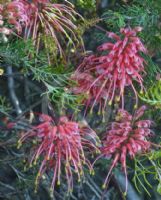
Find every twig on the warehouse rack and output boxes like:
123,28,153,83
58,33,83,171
24,77,31,106
94,25,109,35
87,175,102,195
6,65,22,115
0,191,22,199
111,175,125,200
9,164,25,181
85,180,101,199
101,174,125,200
0,181,15,191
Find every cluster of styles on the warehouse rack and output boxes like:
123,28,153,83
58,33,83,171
18,114,99,192
99,106,153,193
72,27,146,113
0,0,80,56
1,0,156,195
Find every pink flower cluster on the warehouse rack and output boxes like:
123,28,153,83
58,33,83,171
0,0,52,35
0,1,29,34
18,114,98,192
0,0,79,56
72,27,147,112
97,106,153,192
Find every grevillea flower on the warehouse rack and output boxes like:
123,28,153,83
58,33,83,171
0,0,82,58
17,114,99,193
94,106,154,193
74,27,147,111
0,1,28,34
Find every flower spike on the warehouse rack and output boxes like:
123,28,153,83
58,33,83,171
72,27,147,113
18,114,98,193
94,106,154,194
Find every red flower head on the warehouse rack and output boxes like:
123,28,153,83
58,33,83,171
75,27,147,111
94,106,154,194
0,0,81,57
0,1,29,34
18,114,99,193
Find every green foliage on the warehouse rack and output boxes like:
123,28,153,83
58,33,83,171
26,65,84,112
102,0,161,53
0,96,11,115
102,10,126,29
0,34,85,116
75,0,96,9
132,151,161,197
133,156,154,197
103,0,159,29
149,151,161,195
143,55,161,86
139,80,161,107
28,65,70,85
43,82,84,112
77,18,100,35
0,39,35,68
69,0,96,11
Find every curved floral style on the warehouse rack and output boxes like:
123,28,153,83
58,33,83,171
94,106,154,193
71,72,109,114
74,27,147,111
17,114,98,193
